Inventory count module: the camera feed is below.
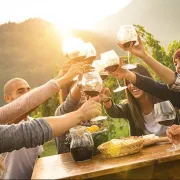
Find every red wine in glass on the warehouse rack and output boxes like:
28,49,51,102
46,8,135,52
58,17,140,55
123,41,136,48
100,74,108,81
158,119,175,126
99,71,109,81
84,90,100,97
104,64,119,73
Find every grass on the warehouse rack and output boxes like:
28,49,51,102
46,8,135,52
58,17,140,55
41,139,57,157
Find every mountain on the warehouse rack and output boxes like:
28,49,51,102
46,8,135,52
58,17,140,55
93,0,180,48
0,18,119,105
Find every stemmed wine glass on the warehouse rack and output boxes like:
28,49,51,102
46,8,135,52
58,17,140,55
81,71,107,121
84,42,97,63
101,50,127,92
117,25,138,70
62,37,86,61
92,60,109,81
154,100,178,151
62,38,97,81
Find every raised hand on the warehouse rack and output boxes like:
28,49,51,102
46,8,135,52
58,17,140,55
77,96,102,122
109,58,129,80
55,60,75,79
62,63,85,81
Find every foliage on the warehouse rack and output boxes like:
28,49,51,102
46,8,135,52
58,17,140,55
108,117,130,140
0,18,117,106
134,24,180,81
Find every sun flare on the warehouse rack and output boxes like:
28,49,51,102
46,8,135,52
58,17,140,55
0,0,132,31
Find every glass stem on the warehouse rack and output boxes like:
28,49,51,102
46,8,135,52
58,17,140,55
116,79,121,87
127,51,130,64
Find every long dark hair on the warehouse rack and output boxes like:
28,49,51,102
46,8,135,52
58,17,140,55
124,64,160,131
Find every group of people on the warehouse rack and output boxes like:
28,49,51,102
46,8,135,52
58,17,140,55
0,32,180,179
0,63,102,179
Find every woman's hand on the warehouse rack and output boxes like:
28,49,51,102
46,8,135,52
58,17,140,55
109,58,130,80
100,88,113,108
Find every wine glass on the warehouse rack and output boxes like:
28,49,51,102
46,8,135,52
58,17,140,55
81,71,103,98
117,25,138,70
101,50,127,92
92,60,108,81
62,37,86,61
84,42,97,63
81,71,107,121
154,100,178,151
62,38,97,81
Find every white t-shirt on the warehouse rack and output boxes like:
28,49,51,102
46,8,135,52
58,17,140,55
143,110,167,136
2,117,43,179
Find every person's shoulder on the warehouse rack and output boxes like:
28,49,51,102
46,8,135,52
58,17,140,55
27,116,34,121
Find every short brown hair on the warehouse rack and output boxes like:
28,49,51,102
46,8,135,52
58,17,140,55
173,49,180,62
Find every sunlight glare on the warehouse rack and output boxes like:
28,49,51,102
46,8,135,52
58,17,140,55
0,0,132,30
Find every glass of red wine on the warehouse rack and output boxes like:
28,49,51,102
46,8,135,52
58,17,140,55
101,50,127,92
81,71,103,97
154,100,178,151
81,71,107,121
92,60,108,81
62,37,86,81
117,25,138,70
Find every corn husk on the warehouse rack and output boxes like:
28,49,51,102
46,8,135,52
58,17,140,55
98,137,143,158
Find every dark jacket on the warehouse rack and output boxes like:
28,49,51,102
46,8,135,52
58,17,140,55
105,102,143,136
105,73,180,136
106,101,180,136
135,73,180,109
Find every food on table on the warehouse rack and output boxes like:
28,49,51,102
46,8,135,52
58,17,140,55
142,134,159,141
98,136,143,158
86,125,100,133
142,134,169,147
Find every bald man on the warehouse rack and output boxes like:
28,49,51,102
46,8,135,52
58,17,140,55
2,78,43,179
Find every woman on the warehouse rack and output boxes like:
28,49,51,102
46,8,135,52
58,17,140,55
103,64,180,136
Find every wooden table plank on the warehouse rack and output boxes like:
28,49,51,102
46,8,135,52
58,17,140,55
32,143,180,179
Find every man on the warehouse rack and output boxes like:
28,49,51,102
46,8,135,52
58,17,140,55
2,78,43,179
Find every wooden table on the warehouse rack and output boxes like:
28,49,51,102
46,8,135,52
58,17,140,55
32,143,180,179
